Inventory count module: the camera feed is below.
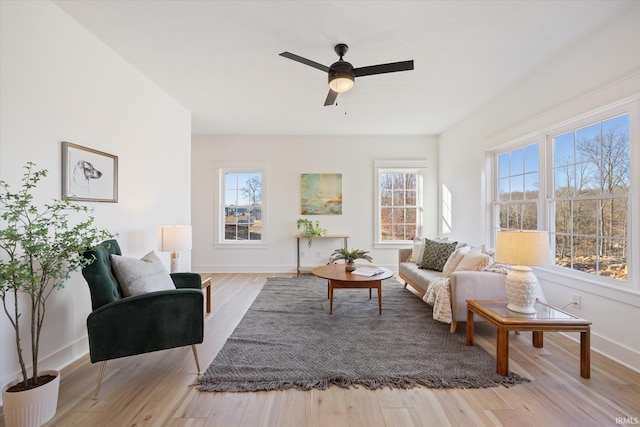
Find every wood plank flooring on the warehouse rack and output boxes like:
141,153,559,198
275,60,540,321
5,272,636,427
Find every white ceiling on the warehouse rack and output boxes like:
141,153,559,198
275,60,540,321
54,0,635,136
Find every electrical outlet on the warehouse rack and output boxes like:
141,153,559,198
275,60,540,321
572,295,582,310
316,251,321,258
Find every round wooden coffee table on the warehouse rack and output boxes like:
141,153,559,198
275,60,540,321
311,264,393,315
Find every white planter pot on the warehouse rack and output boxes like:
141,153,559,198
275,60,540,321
2,370,60,427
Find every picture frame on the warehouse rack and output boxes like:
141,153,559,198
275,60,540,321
61,141,118,202
300,173,342,215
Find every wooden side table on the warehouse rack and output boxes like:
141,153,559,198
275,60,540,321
201,277,212,314
466,299,591,378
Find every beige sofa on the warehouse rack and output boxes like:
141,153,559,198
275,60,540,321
398,248,508,332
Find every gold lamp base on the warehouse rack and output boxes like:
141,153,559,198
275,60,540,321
170,251,180,273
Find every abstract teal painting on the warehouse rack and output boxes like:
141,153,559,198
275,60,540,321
301,173,342,215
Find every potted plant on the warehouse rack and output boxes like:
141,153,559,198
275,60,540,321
296,218,326,247
0,163,114,427
330,247,373,272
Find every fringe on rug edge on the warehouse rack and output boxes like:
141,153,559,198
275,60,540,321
197,372,529,393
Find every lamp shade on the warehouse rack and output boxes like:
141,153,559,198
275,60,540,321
159,225,192,252
495,230,552,267
329,74,354,93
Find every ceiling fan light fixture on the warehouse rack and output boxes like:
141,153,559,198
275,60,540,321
328,73,354,93
280,43,413,106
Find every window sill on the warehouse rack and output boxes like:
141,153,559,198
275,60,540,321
374,241,413,249
535,267,640,308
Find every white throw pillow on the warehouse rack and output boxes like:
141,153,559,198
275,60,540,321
455,247,493,272
407,237,423,262
442,246,471,277
110,251,175,297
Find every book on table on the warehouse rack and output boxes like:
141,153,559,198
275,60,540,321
351,267,385,277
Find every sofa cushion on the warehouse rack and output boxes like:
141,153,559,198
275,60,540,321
455,247,493,271
406,237,423,262
111,251,175,297
442,246,471,278
418,238,458,272
399,261,443,293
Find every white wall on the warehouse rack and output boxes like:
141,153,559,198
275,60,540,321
192,135,438,273
438,5,640,371
0,1,191,402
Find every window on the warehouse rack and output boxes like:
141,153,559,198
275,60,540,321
550,114,630,281
492,108,634,285
375,161,426,244
221,170,263,242
495,143,540,231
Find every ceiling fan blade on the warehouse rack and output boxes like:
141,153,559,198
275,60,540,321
324,89,338,106
279,52,330,72
353,60,414,77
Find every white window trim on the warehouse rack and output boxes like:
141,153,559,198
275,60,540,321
488,99,638,291
214,161,268,248
374,159,427,248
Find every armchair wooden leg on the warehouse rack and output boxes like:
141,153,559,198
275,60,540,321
93,361,107,400
192,344,201,375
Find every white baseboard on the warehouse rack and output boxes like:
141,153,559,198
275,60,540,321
192,264,398,274
562,330,640,374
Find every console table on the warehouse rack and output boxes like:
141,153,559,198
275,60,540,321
295,234,349,276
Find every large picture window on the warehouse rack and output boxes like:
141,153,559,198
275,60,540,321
492,108,634,286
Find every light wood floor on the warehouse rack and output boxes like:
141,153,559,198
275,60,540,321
11,272,638,427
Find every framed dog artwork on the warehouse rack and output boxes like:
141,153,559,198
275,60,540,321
61,141,118,202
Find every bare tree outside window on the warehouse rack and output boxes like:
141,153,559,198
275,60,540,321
242,175,262,206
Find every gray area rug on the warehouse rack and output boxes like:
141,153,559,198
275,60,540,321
198,275,528,392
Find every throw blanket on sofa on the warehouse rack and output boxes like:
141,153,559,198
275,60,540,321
422,272,547,325
422,277,452,323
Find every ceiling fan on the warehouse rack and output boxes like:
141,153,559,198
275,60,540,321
279,43,414,106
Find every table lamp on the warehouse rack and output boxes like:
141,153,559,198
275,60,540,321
159,225,192,273
495,230,552,314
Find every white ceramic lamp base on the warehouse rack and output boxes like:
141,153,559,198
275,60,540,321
505,265,539,314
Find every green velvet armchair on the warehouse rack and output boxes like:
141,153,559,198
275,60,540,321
81,239,204,399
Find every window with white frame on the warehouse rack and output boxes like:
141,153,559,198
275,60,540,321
495,143,540,231
492,107,634,285
220,169,264,242
550,114,630,281
375,161,426,244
